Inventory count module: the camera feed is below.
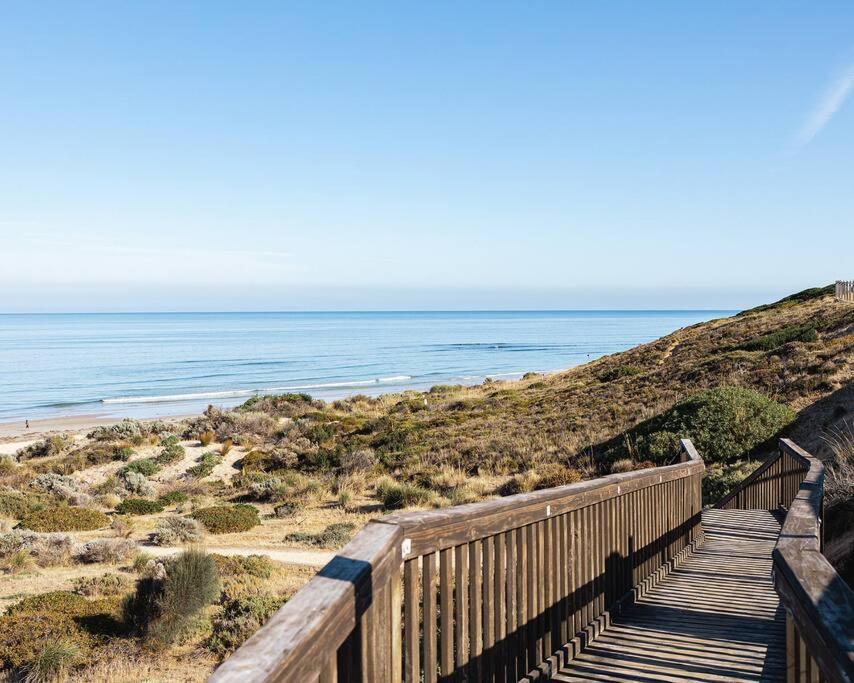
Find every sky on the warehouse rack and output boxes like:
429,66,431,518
0,2,852,312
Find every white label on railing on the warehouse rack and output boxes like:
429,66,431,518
546,504,551,516
402,538,412,558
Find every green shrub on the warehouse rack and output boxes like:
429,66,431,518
20,507,109,532
157,490,189,507
703,460,758,505
122,458,160,477
191,504,260,534
212,554,275,579
285,523,356,549
124,548,219,646
6,591,89,615
740,324,818,352
0,591,123,669
0,491,45,519
159,435,180,448
617,387,795,465
156,442,185,465
207,592,285,656
115,498,165,516
375,477,432,510
187,451,223,478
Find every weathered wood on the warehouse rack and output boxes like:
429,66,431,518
382,460,703,556
423,552,437,683
773,440,854,683
439,548,453,678
210,522,402,683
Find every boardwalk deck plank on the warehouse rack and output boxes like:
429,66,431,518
557,509,786,682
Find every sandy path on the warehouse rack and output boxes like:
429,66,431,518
140,543,332,567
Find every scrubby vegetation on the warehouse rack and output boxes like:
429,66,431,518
115,497,165,515
20,507,109,532
192,505,260,534
124,548,220,646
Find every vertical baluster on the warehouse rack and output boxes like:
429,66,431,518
439,548,453,680
404,559,419,683
454,544,469,681
423,552,437,683
482,535,494,682
468,540,482,680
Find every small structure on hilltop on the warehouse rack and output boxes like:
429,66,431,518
836,280,854,302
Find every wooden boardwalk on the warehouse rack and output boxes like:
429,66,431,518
557,508,786,682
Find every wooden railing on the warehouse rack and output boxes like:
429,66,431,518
714,439,809,511
836,280,854,303
717,439,854,683
211,441,704,682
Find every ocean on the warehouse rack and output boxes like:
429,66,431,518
0,310,733,423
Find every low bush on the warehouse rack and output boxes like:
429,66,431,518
16,434,72,461
115,498,164,516
199,430,215,447
273,502,298,518
20,507,108,532
187,451,223,478
21,637,81,682
0,591,123,669
156,442,185,465
375,477,432,510
285,523,356,549
499,471,540,496
157,490,189,507
703,460,759,505
207,592,285,656
611,387,795,465
76,539,137,564
119,470,154,496
124,548,219,646
0,490,45,520
88,419,144,442
150,516,204,546
191,504,260,534
30,473,91,506
212,553,275,579
533,463,582,490
72,573,132,597
0,530,74,567
740,324,818,352
122,458,160,477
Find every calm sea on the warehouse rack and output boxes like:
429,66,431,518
0,311,733,423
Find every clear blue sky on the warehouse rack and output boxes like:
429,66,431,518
1,2,852,312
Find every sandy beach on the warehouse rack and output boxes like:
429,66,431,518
0,413,192,443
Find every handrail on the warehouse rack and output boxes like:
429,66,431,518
213,441,704,682
716,438,854,682
771,440,854,683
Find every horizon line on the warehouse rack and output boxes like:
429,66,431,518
0,308,741,316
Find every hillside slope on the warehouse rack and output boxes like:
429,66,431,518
215,285,852,476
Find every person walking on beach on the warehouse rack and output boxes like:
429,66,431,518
25,420,29,429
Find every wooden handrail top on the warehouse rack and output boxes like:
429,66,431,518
209,521,402,682
382,457,704,557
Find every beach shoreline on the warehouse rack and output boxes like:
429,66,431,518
0,413,193,443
